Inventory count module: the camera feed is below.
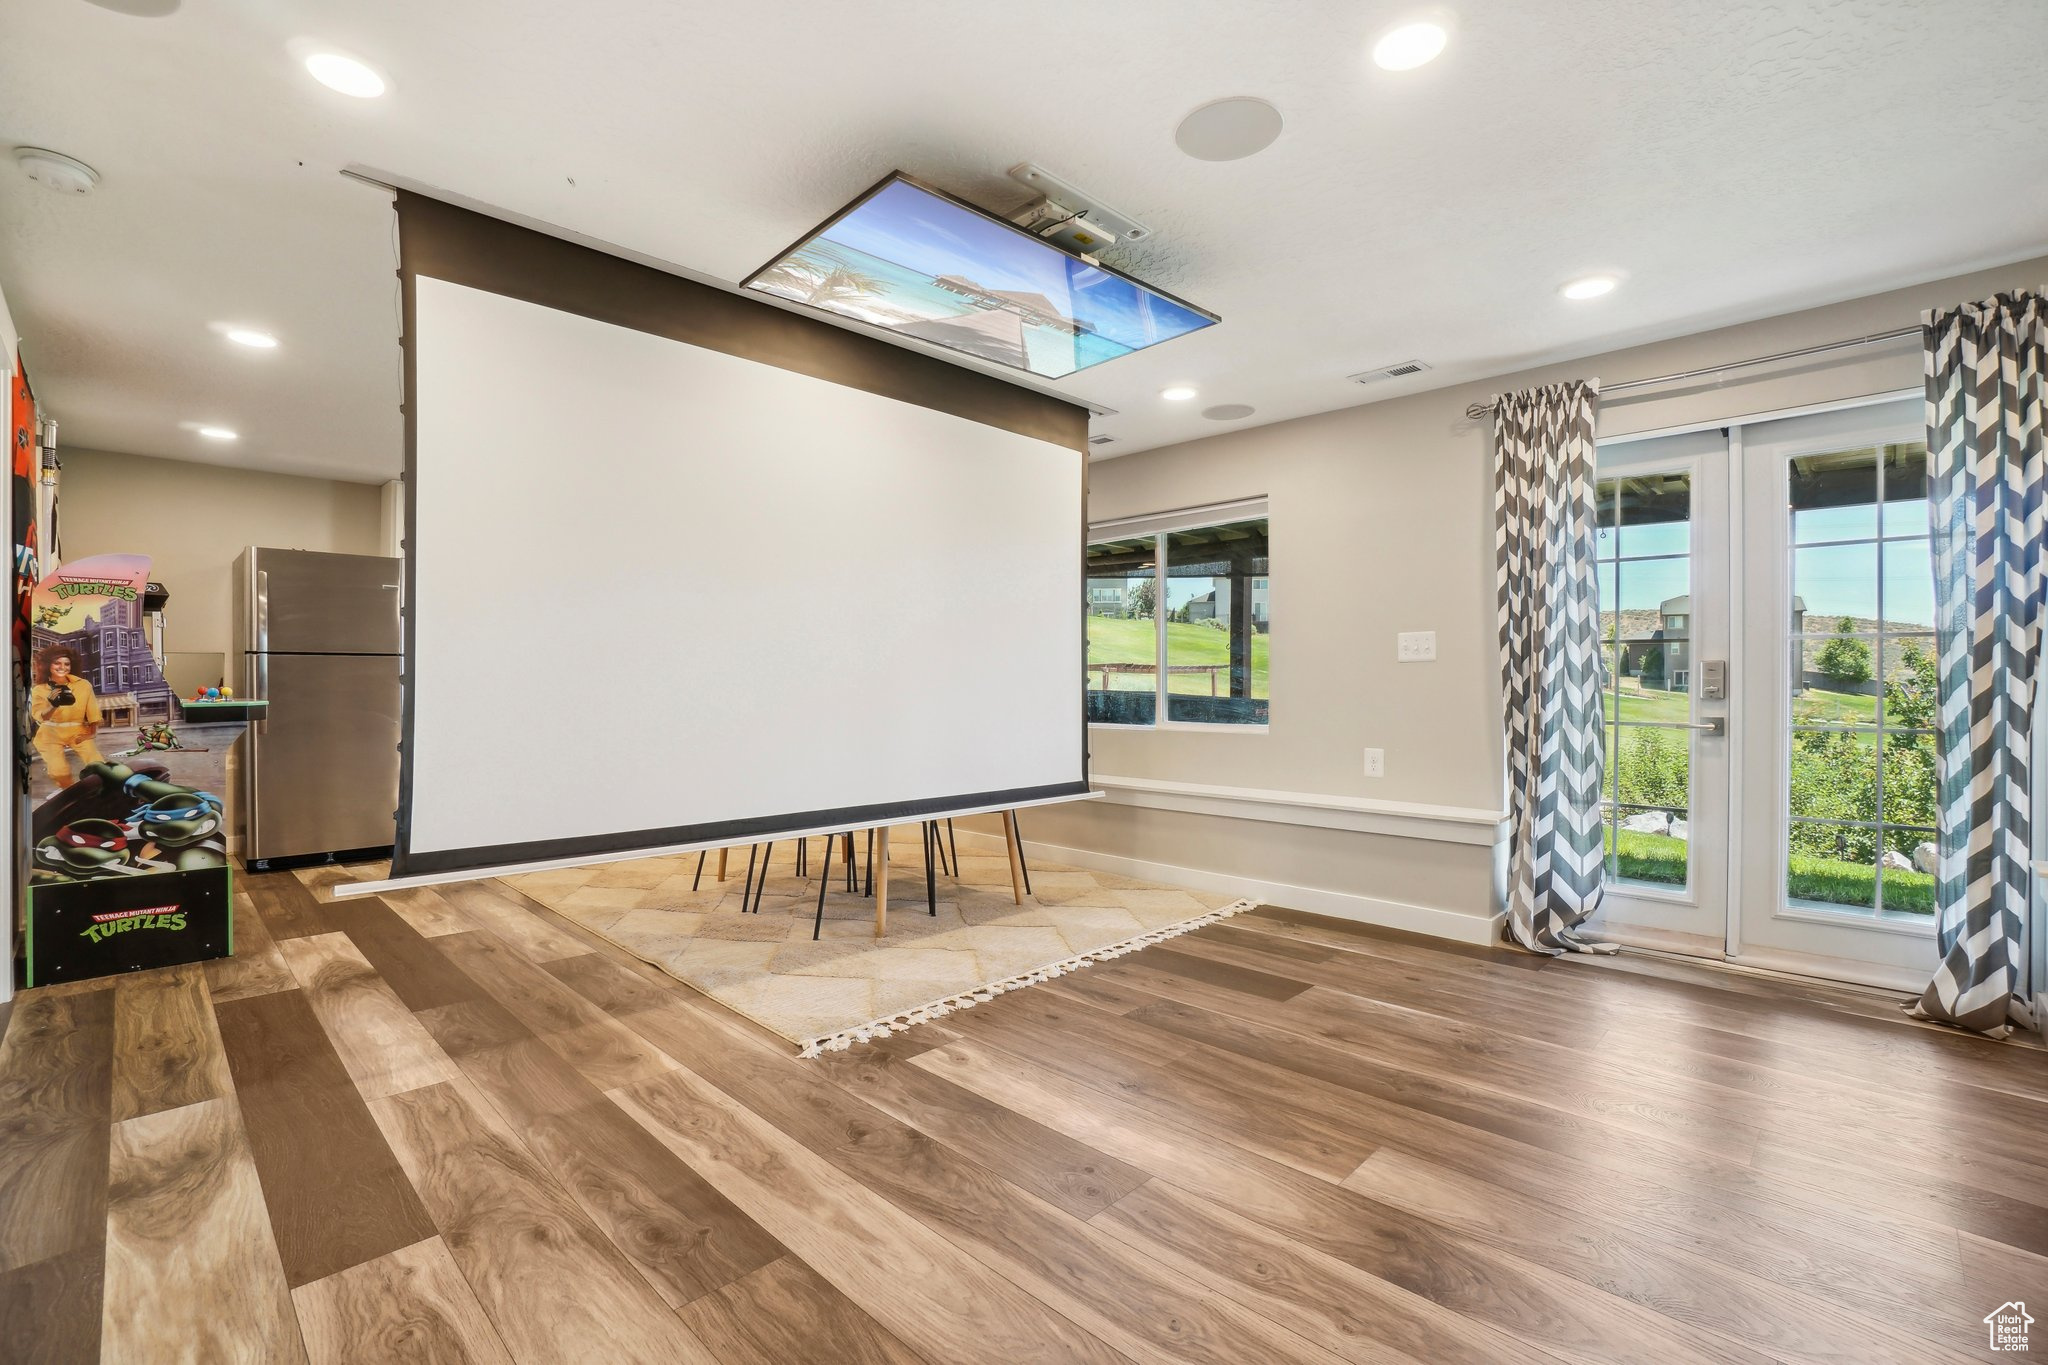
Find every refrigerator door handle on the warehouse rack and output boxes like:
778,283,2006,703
255,568,270,657
244,649,265,859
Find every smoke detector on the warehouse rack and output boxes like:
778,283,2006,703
1348,359,1431,385
15,148,99,196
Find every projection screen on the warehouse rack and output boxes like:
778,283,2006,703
382,195,1089,880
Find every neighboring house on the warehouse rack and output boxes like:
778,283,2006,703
1182,578,1270,629
1617,595,1692,690
1983,1301,2032,1351
1618,593,1805,691
1087,582,1126,615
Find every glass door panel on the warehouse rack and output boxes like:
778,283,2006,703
1735,399,1937,984
1587,428,1729,949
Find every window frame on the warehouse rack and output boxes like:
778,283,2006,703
1086,497,1270,734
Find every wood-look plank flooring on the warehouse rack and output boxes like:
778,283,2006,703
3,868,2043,1363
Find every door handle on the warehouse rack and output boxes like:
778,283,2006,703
254,569,270,656
1681,717,1726,737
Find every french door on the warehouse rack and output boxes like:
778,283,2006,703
1589,397,1936,990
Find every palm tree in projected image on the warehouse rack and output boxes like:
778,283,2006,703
755,252,885,309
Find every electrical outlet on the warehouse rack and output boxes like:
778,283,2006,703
1397,631,1437,662
1363,747,1385,777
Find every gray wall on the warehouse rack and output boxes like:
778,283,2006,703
974,252,2048,940
56,447,384,660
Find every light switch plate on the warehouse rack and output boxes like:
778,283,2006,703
1397,631,1437,662
1363,747,1385,777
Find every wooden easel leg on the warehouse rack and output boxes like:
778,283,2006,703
874,826,890,937
717,848,729,882
1001,811,1024,905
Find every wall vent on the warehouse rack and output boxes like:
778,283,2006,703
1089,434,1117,446
1349,360,1431,385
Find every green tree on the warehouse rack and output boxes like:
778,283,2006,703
1815,617,1873,687
1883,637,1938,728
1614,726,1688,812
1128,578,1156,619
1780,640,1943,866
1879,639,1940,838
1787,728,1879,860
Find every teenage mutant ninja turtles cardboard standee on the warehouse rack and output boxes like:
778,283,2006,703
20,553,262,986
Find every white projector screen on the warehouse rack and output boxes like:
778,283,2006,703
399,275,1085,874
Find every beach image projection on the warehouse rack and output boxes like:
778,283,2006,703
746,178,1213,379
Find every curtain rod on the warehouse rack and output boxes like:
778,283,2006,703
1462,325,1921,420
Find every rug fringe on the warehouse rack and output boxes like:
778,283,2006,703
797,897,1258,1059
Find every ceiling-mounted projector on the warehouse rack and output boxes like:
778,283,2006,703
1003,163,1151,258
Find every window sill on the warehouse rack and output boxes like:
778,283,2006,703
1088,722,1270,734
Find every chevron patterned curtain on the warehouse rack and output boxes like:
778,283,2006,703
1493,380,1612,955
1912,291,2046,1038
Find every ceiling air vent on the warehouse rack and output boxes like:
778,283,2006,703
1348,360,1431,385
1089,435,1117,446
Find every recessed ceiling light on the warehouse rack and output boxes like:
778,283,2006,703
225,328,279,349
1560,274,1620,300
304,51,386,98
1372,21,1448,71
1175,97,1284,162
1161,385,1199,402
197,426,239,441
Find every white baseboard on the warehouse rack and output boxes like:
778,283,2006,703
952,827,1506,947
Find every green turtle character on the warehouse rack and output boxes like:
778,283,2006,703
75,761,229,872
31,818,143,882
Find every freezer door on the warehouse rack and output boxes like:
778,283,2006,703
245,653,401,861
250,548,403,655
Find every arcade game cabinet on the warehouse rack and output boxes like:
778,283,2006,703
20,552,264,986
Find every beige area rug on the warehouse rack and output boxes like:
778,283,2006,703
505,836,1252,1056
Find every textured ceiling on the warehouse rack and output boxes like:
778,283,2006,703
2,0,2045,482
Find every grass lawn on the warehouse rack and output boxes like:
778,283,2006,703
1087,615,1270,698
1602,684,1878,726
1604,827,1933,913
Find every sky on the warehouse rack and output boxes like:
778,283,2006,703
813,180,1214,350
1600,504,1935,631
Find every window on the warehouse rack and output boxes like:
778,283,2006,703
1084,538,1158,725
1595,471,1694,888
1086,503,1269,728
1783,442,1936,920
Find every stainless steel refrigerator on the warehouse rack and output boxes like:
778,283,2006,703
232,548,404,869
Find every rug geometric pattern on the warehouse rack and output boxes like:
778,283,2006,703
506,836,1249,1055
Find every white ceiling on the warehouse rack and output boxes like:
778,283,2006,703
2,0,2045,483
